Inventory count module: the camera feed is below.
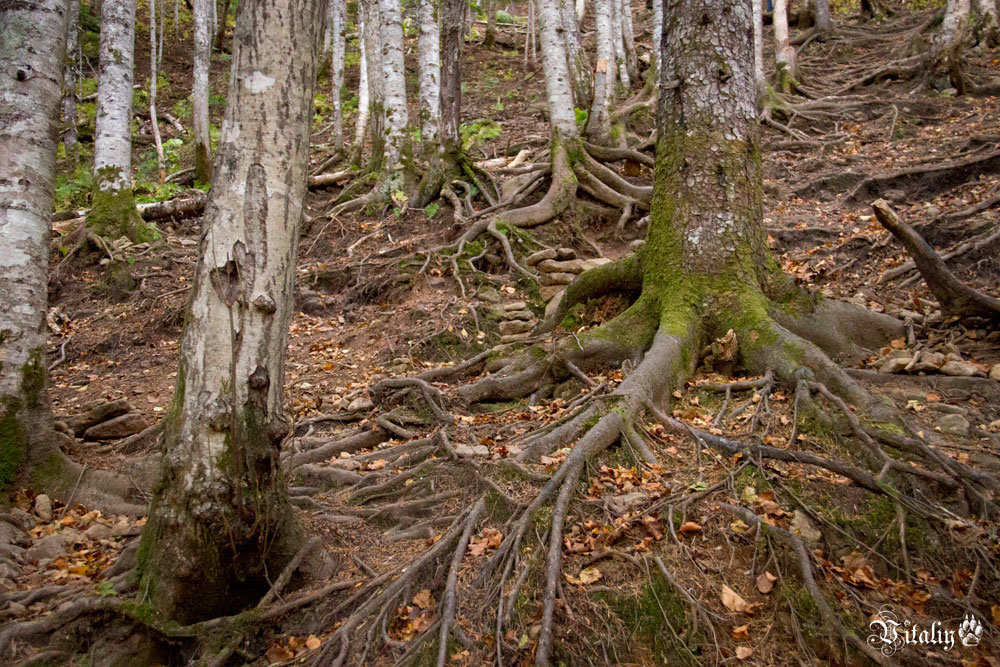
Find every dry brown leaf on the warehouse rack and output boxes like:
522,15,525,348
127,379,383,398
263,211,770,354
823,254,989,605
732,624,750,639
304,635,321,650
578,567,602,585
266,642,295,664
736,646,753,660
413,589,435,610
756,571,776,594
721,584,748,613
679,521,702,534
366,459,388,471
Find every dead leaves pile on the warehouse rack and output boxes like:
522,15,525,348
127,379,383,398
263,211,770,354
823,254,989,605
388,589,437,641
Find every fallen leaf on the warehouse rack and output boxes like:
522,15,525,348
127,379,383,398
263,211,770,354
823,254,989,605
413,589,435,610
736,646,753,660
721,585,748,613
578,567,602,585
304,635,321,650
266,642,295,664
367,459,388,471
756,571,777,594
679,521,702,534
732,624,750,639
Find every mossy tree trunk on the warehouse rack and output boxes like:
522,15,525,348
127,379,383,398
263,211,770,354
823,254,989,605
61,0,80,162
89,0,153,241
137,0,325,625
0,0,69,492
192,0,213,184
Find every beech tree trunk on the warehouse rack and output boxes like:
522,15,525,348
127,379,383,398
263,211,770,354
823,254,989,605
440,0,463,150
773,0,797,92
0,0,69,491
89,0,151,240
587,0,615,143
362,0,385,170
330,0,345,150
611,0,630,90
350,13,370,164
934,0,971,93
561,0,591,109
752,0,765,97
537,0,580,141
813,0,832,34
61,0,80,161
576,0,585,23
193,0,213,184
651,0,663,80
485,0,497,48
417,0,441,151
137,0,325,624
149,0,166,183
620,0,638,83
973,0,999,45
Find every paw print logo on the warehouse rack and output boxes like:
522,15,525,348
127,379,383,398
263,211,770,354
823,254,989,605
958,614,983,647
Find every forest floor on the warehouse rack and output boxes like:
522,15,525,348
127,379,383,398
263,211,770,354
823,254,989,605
3,3,1000,666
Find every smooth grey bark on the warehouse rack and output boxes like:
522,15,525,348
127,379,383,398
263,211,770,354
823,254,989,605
611,0,630,90
138,0,326,624
361,0,385,169
587,0,615,143
440,0,463,149
536,0,579,141
378,0,409,174
561,0,591,110
149,0,166,183
651,0,662,80
773,0,797,92
0,0,69,490
813,0,832,34
934,0,971,92
92,0,136,194
752,0,764,97
417,0,441,150
620,0,638,82
973,0,999,44
193,0,213,183
61,0,80,160
330,0,345,150
349,13,370,163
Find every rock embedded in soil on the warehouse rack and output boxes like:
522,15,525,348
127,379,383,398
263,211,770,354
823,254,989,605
937,413,970,437
68,398,131,436
26,534,67,562
911,351,945,372
525,248,557,266
555,247,577,261
500,332,533,344
348,396,374,412
453,444,490,458
500,320,533,336
503,309,534,321
83,413,149,440
790,510,822,543
33,494,53,522
940,360,982,377
537,258,586,274
538,272,576,286
502,301,528,312
991,364,1000,381
539,285,564,302
879,357,911,374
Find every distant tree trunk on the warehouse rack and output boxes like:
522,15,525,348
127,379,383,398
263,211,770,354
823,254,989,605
349,14,370,165
440,0,463,150
215,0,231,45
752,0,765,97
137,0,325,625
193,0,213,184
417,0,441,152
561,0,591,109
484,0,497,48
651,0,662,81
611,0,630,90
620,0,638,83
973,0,999,45
89,0,152,240
330,0,345,151
586,0,615,143
379,0,410,176
0,0,69,493
62,0,81,162
813,0,831,34
362,0,385,171
149,0,166,183
934,0,971,93
773,0,796,93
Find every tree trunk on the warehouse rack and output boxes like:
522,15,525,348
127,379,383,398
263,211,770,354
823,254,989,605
137,0,325,625
772,0,797,93
330,0,345,150
586,0,615,143
611,0,630,90
417,0,441,152
561,0,591,109
484,0,497,48
362,0,385,171
349,13,370,165
651,0,663,82
61,0,80,162
215,0,232,45
576,0,585,23
89,0,152,240
973,0,999,45
813,0,831,34
620,0,638,83
379,0,409,175
934,0,971,93
193,0,213,184
752,0,765,97
149,0,166,184
441,0,463,150
537,0,580,142
0,0,69,492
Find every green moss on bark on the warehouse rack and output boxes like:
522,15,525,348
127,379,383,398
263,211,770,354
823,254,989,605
0,347,47,492
88,182,158,242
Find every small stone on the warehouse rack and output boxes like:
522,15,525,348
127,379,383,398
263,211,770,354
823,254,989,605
629,239,645,251
537,259,585,274
579,257,612,271
538,272,576,286
503,310,534,322
478,286,502,303
0,523,27,548
790,510,822,543
501,332,533,344
555,247,577,260
33,495,52,523
347,396,374,412
940,360,981,377
538,286,564,302
26,534,66,562
454,444,490,458
501,301,528,312
500,320,533,336
83,413,148,440
937,413,970,437
544,291,566,320
884,189,907,203
525,249,557,266
879,357,911,374
85,524,113,541
990,364,1000,381
911,351,945,372
68,399,131,437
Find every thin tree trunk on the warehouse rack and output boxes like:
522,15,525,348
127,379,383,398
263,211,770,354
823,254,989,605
587,0,615,143
90,0,150,240
576,0,585,23
813,0,832,34
440,0,463,150
485,0,497,48
149,0,166,183
362,0,385,170
773,0,796,93
612,0,630,90
0,0,69,491
350,14,370,165
330,0,345,151
193,0,213,184
62,0,81,162
620,0,638,83
973,0,999,45
651,0,662,81
752,0,765,97
417,0,441,152
561,0,591,109
215,0,232,45
379,0,409,174
138,0,326,625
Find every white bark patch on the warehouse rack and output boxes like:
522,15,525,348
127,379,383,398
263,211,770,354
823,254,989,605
244,70,276,93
